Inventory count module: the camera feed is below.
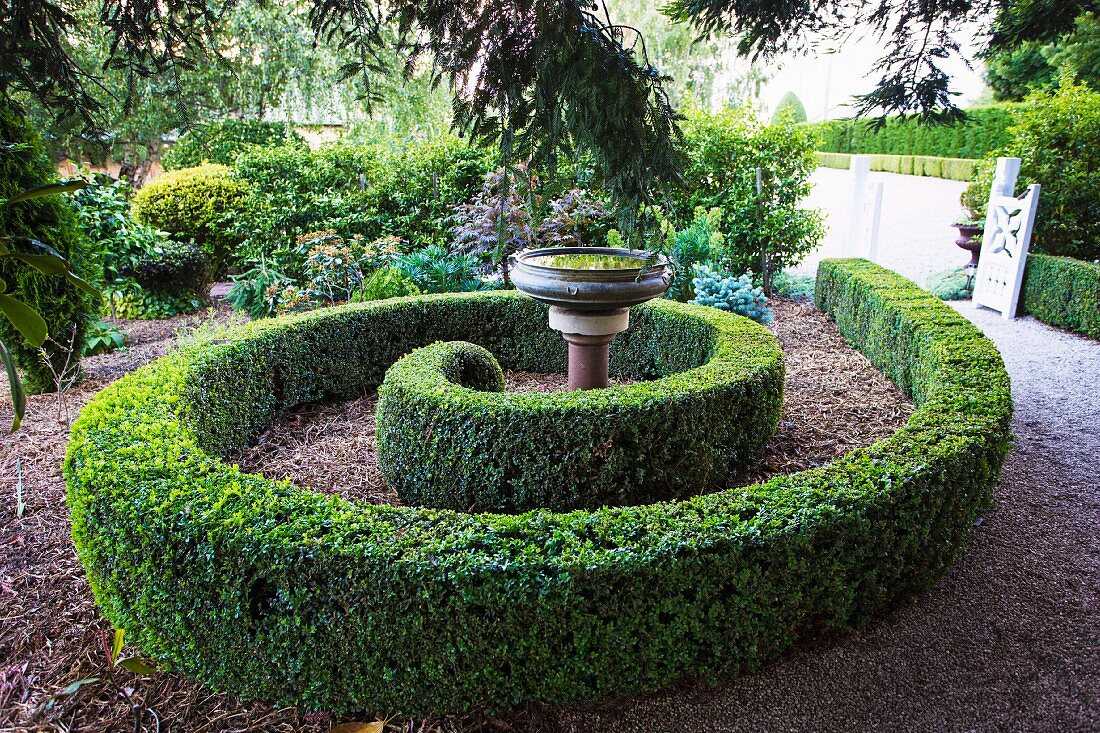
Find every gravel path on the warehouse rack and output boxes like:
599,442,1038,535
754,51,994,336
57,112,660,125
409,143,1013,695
795,167,970,286
555,179,1100,732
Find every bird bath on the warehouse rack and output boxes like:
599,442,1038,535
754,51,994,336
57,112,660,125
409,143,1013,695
510,246,673,390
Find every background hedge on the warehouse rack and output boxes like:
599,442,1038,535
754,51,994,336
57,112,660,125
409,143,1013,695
375,303,784,513
815,151,978,181
65,268,1011,716
805,105,1019,159
1020,254,1100,340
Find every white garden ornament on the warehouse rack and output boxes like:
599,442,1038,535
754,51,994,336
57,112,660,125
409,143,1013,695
972,157,1041,320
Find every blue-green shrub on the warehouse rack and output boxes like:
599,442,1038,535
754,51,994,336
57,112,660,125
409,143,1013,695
690,264,772,323
376,303,784,512
65,264,1011,716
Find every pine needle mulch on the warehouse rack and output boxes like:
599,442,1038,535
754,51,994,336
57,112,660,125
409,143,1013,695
0,297,911,733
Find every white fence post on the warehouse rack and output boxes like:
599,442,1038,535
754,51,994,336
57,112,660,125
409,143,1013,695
845,155,871,257
864,181,884,262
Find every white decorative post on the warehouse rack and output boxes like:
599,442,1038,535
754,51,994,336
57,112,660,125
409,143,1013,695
863,180,884,262
845,155,872,257
973,157,1041,320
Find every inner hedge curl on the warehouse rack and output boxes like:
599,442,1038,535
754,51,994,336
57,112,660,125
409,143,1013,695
64,268,1012,717
376,309,784,512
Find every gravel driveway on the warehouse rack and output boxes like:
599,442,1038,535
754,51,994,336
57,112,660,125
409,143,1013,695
556,174,1100,733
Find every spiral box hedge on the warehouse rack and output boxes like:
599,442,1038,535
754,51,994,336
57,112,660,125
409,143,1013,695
376,306,784,512
64,263,1012,716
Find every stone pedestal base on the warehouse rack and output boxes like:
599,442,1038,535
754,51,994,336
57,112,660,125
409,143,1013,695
549,307,629,390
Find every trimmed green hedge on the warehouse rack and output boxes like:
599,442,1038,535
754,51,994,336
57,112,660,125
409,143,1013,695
1020,254,1100,340
65,269,1011,716
816,151,978,181
376,303,784,513
806,106,1019,159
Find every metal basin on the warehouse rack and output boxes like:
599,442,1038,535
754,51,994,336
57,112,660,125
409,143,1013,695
510,247,673,311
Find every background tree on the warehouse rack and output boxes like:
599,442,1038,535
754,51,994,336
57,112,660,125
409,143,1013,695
982,11,1100,101
771,91,807,123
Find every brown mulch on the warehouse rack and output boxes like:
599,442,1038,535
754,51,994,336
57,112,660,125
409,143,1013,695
0,297,913,732
230,298,912,504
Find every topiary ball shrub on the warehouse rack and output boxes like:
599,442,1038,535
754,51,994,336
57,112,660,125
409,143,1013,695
131,164,248,276
376,305,785,512
65,273,1012,717
0,103,99,393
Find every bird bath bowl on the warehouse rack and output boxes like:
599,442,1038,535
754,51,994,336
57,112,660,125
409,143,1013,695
510,247,673,390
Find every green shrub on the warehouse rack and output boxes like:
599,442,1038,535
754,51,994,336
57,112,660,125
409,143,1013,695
111,290,205,320
376,304,784,512
352,266,421,302
689,264,773,323
0,104,99,393
66,266,1011,716
805,106,1018,158
1019,254,1100,339
83,320,127,356
130,240,209,294
394,244,489,293
131,164,248,276
231,136,492,266
814,152,977,181
70,174,167,289
162,120,306,170
663,207,724,301
963,82,1100,261
673,107,823,277
771,91,807,123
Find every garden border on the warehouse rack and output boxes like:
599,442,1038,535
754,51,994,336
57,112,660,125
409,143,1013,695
816,151,978,181
375,309,784,512
65,265,1012,716
1020,253,1100,340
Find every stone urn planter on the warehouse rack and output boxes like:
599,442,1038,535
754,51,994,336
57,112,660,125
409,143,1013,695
953,222,985,269
510,247,673,390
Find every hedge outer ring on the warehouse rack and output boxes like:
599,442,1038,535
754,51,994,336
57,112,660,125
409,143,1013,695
64,270,1012,716
375,306,784,512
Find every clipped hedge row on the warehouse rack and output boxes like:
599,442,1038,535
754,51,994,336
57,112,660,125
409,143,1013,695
1020,254,1100,340
65,269,1011,716
816,151,978,181
806,106,1018,158
376,304,784,513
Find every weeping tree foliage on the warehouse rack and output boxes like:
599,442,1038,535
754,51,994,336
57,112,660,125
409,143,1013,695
3,0,1094,211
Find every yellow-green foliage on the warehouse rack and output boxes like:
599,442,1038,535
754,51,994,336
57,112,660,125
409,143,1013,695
131,164,247,275
65,274,1011,716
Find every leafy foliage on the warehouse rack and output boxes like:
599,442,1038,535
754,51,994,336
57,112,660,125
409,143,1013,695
673,107,822,279
65,265,1010,714
224,261,293,319
351,266,422,302
70,174,167,289
377,304,783,512
689,264,772,323
963,82,1100,261
231,137,492,268
83,320,127,356
662,207,724,301
394,245,489,294
0,103,99,397
162,120,307,170
131,164,248,276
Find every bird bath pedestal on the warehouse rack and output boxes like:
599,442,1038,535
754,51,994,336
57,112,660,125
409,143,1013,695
510,247,673,390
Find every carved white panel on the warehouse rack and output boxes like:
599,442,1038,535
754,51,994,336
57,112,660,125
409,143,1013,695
973,172,1041,319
